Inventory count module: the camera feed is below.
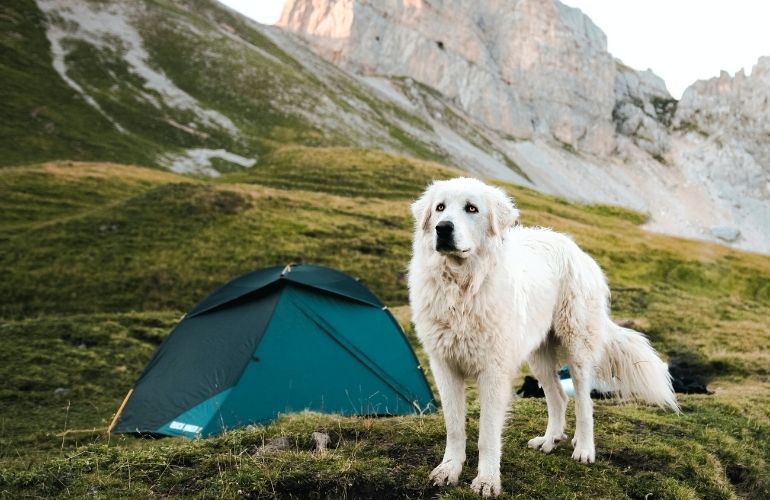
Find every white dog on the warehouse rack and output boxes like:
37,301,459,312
408,178,678,497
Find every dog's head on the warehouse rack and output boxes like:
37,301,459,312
411,178,519,259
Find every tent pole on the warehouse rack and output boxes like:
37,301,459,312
107,388,134,434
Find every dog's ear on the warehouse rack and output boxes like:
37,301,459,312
411,188,433,232
486,185,519,238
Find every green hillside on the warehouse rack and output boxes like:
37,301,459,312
1,153,769,498
0,0,450,170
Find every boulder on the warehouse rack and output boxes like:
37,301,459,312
711,226,741,242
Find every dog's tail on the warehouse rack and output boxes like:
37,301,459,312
597,320,679,413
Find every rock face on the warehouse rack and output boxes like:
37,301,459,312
279,0,617,155
613,63,675,158
278,0,770,254
666,58,770,251
677,57,770,170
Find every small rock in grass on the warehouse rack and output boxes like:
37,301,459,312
312,431,331,454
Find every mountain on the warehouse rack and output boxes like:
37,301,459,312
278,0,770,254
4,0,531,181
279,0,617,154
4,0,768,252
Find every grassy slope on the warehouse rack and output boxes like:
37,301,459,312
0,2,161,167
0,0,452,170
1,152,769,498
0,0,327,167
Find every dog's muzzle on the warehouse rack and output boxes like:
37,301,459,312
435,220,456,252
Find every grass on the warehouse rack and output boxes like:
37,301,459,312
0,312,178,454
0,1,162,167
222,146,458,199
2,393,769,497
0,160,432,317
1,151,770,498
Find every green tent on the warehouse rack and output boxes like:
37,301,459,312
111,264,435,438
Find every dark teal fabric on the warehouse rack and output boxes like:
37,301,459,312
115,292,281,434
284,265,382,307
187,265,382,318
113,265,435,437
213,287,433,429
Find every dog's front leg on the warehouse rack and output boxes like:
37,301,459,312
471,369,512,497
428,357,466,487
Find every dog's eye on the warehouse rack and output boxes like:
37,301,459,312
465,203,478,213
436,203,445,212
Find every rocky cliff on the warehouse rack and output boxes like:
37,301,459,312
668,58,770,247
279,0,770,253
279,0,617,155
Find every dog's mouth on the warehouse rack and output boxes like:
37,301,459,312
435,244,471,256
435,233,470,256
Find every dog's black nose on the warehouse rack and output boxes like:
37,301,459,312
435,221,454,236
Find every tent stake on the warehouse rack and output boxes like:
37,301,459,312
107,388,134,434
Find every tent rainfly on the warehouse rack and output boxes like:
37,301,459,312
110,264,435,438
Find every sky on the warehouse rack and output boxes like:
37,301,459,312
217,0,285,26
562,0,770,97
218,0,770,98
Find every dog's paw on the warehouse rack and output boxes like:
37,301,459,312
470,474,501,497
571,442,595,464
527,433,568,453
429,460,462,487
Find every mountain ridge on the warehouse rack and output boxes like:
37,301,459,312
278,0,770,254
1,0,768,252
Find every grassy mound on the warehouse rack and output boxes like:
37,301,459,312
1,157,453,316
223,146,459,199
3,401,769,498
1,153,770,498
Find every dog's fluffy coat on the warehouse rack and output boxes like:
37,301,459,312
408,178,677,497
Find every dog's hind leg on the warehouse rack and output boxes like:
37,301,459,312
556,266,607,464
527,333,568,453
428,357,466,487
568,351,596,463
